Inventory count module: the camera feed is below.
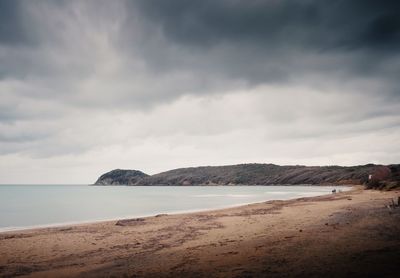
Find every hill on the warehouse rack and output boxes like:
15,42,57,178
94,169,149,185
94,163,400,188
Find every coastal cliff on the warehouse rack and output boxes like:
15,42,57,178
95,163,400,187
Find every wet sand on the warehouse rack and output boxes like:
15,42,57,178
1,187,399,277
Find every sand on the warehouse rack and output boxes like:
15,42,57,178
0,187,399,277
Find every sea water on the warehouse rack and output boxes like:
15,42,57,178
0,185,349,232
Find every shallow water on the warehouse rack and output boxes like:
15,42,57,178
0,184,349,231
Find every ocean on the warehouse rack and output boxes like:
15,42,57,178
0,184,349,232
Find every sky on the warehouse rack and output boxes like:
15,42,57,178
1,0,400,184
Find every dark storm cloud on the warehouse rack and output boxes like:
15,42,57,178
0,0,29,45
1,0,399,100
128,0,400,87
134,0,400,51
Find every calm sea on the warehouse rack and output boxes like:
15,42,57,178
0,185,349,232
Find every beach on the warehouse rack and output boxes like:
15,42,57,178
1,187,399,277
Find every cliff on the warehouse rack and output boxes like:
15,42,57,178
94,163,400,187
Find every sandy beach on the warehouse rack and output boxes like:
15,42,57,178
1,187,399,277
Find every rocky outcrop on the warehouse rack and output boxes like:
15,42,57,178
94,163,400,187
94,169,149,185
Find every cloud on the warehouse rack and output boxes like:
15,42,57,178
128,0,400,86
133,0,400,49
0,0,399,183
0,0,34,46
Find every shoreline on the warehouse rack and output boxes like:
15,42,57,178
0,185,351,234
1,187,399,277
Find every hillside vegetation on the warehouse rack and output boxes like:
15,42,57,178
95,163,400,187
94,169,148,185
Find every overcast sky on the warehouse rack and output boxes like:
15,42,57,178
1,0,400,183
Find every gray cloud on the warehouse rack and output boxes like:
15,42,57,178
0,0,33,45
133,0,400,50
0,0,399,183
126,0,400,89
